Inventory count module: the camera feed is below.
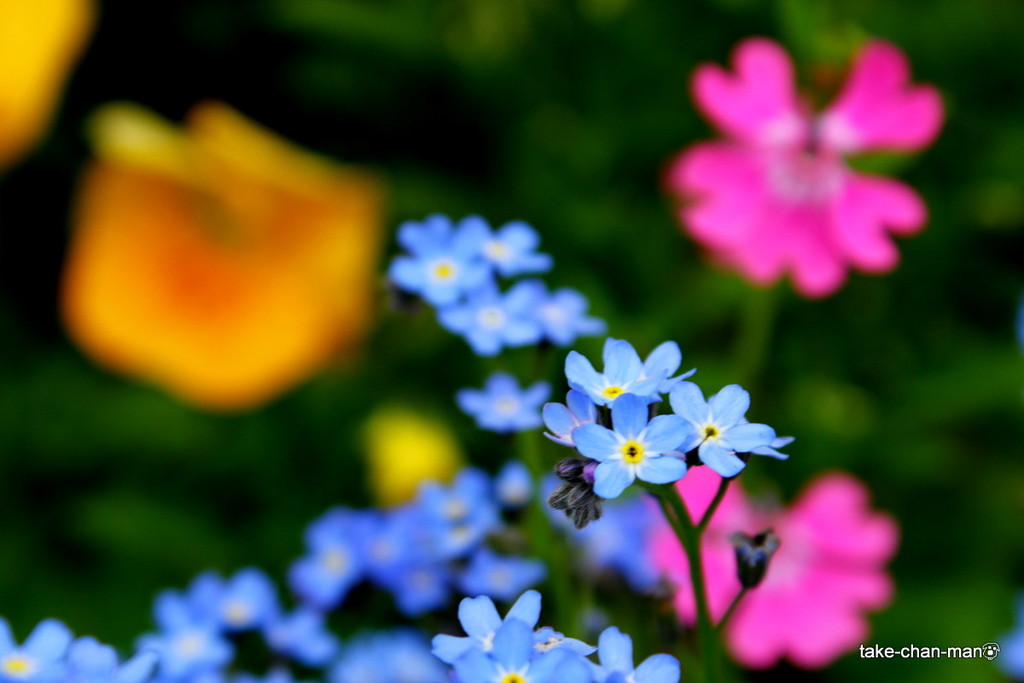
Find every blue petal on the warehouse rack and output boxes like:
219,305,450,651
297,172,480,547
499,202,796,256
499,221,540,251
491,619,534,671
457,389,487,416
437,305,473,333
572,424,620,461
603,340,643,386
453,215,490,257
699,443,746,478
565,351,603,396
503,319,543,347
485,371,519,394
722,423,776,452
24,619,72,661
507,590,542,628
543,403,576,440
597,627,634,672
642,415,691,454
566,390,597,422
453,648,498,683
634,654,681,683
458,595,502,638
610,394,648,439
668,382,709,424
523,381,551,407
398,217,447,255
636,456,687,485
387,256,425,291
116,651,160,683
431,634,473,665
643,342,681,377
593,462,634,499
0,618,14,654
505,279,545,311
708,385,750,427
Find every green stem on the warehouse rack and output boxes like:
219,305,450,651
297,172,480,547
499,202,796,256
650,484,719,683
697,476,732,533
717,588,748,633
731,286,778,388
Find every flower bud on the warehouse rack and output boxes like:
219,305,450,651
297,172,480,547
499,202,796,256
730,529,780,589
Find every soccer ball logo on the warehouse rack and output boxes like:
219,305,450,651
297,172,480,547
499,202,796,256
982,642,1000,660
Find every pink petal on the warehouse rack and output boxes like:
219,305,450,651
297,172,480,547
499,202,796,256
821,40,943,153
786,204,849,298
693,38,807,147
828,173,926,274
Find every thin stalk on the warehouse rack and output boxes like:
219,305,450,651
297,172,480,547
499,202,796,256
717,588,749,633
697,476,732,533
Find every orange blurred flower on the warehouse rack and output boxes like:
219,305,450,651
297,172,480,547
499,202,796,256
61,102,385,411
0,0,93,169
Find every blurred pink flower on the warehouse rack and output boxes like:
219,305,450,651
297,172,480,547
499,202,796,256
650,467,899,669
666,38,942,297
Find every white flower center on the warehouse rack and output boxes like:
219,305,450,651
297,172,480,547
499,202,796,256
765,150,844,205
477,306,506,330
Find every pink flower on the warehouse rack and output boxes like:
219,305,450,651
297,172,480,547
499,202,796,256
650,467,899,669
666,38,943,297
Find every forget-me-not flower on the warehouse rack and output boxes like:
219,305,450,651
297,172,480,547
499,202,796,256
438,280,543,356
532,283,606,347
64,637,157,683
566,339,691,406
592,626,680,683
542,390,598,447
0,618,73,683
331,630,448,683
287,508,368,610
495,460,533,509
572,394,690,498
216,568,279,632
469,217,553,277
263,607,339,668
457,372,550,434
668,382,779,477
432,591,542,665
388,215,491,306
452,619,590,683
458,548,546,603
418,468,500,560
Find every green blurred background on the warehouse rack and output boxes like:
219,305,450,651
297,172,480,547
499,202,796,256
0,0,1022,681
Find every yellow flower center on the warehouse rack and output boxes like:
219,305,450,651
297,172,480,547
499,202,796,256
432,260,457,281
223,600,252,626
484,240,511,261
621,440,645,463
1,655,36,679
703,425,721,440
501,674,526,683
477,306,505,330
602,386,624,399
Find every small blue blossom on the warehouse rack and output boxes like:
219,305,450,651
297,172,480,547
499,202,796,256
64,638,157,683
452,620,590,683
0,618,73,683
458,548,546,602
136,625,231,682
438,280,543,356
999,594,1024,679
287,508,370,610
380,562,453,617
457,372,550,433
565,339,691,407
572,394,690,499
532,283,606,347
418,468,500,560
234,668,302,683
431,591,542,665
668,382,779,478
592,627,680,683
531,628,596,657
474,218,553,277
542,390,598,447
330,630,447,683
388,215,491,306
495,460,533,509
749,435,794,459
263,608,339,668
216,568,279,632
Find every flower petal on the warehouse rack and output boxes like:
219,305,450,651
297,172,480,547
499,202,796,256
668,382,709,425
506,590,542,628
636,456,688,485
610,393,648,439
597,626,634,671
565,351,603,396
572,424,620,461
457,595,502,638
698,442,746,477
708,384,750,427
593,462,634,499
634,654,681,683
828,174,926,272
722,422,776,452
642,415,692,454
603,340,643,386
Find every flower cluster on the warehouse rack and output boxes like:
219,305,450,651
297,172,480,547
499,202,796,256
544,338,786,523
650,467,899,669
388,215,606,356
0,617,156,683
457,372,551,434
290,468,545,616
666,38,943,297
432,591,680,683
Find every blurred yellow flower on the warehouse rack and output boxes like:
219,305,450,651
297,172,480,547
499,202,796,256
61,102,385,411
364,407,463,506
0,0,93,169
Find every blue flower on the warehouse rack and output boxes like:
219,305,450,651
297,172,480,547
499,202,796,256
388,215,491,307
495,460,533,509
749,435,794,459
438,280,543,356
64,637,157,683
431,591,542,665
668,383,779,477
457,372,550,433
380,562,453,617
572,394,690,498
288,508,369,610
999,594,1024,679
542,390,598,447
592,627,680,683
532,628,596,657
565,339,691,406
458,548,546,602
263,607,339,668
331,630,447,683
234,668,302,683
532,283,606,347
474,218,553,277
215,568,279,632
418,468,500,560
0,618,72,683
452,620,590,683
136,621,230,682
